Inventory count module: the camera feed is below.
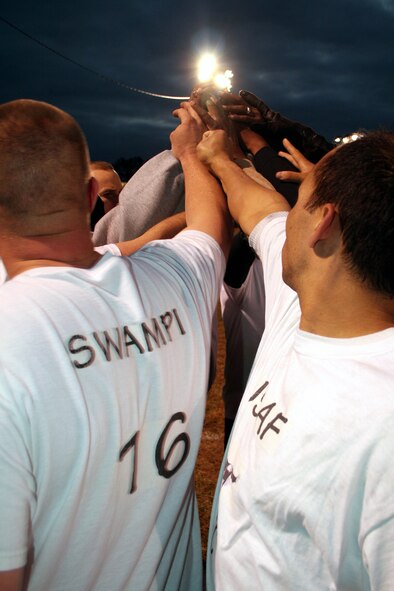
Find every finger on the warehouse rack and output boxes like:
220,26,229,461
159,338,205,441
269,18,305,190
276,170,306,184
227,114,259,125
222,104,250,115
218,92,246,106
239,90,267,110
223,102,260,121
181,101,204,125
201,129,218,140
191,100,217,129
200,129,225,144
206,99,228,129
282,139,313,171
278,150,299,169
238,90,275,122
173,106,192,123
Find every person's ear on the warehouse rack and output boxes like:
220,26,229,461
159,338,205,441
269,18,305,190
308,204,337,249
87,177,99,213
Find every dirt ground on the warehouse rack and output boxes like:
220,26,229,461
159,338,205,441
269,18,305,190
195,316,226,555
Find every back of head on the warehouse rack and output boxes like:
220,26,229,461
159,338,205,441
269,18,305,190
0,99,90,232
90,161,116,173
308,131,394,298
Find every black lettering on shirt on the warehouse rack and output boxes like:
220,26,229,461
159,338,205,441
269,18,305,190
160,312,174,341
68,334,95,369
249,381,269,402
67,308,186,369
249,380,288,441
253,402,276,437
260,413,288,439
93,328,123,361
173,308,186,335
142,319,167,352
123,326,145,355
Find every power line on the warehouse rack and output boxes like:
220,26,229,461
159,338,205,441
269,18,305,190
0,15,189,100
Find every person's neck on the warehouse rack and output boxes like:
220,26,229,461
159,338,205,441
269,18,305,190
298,272,394,338
2,225,100,279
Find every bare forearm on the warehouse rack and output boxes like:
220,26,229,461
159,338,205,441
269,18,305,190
116,212,186,256
210,156,290,236
179,153,233,258
0,567,26,591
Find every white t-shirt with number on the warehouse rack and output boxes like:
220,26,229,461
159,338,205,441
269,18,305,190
0,230,225,591
208,213,394,591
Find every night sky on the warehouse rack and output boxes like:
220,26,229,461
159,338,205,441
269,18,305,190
0,0,393,164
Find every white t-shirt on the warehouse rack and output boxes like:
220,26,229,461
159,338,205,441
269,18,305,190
0,230,225,591
0,258,6,285
0,243,121,285
220,259,266,419
208,213,394,590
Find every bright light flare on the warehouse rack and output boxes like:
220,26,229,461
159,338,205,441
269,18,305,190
197,53,233,91
214,69,233,91
334,132,365,145
198,53,218,83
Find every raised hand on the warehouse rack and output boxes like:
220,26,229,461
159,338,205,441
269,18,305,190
222,90,333,162
197,129,234,172
190,96,246,160
276,138,315,184
170,102,207,160
219,91,262,125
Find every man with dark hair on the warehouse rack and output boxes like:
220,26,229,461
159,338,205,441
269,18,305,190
0,99,232,590
196,129,394,590
304,133,393,297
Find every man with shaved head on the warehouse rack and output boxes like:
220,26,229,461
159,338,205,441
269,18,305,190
0,99,232,591
90,160,123,213
89,160,123,228
0,100,99,276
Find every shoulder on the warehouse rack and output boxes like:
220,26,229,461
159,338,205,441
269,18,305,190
138,230,225,266
133,230,226,301
249,212,288,258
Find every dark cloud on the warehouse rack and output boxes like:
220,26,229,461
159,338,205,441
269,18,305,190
0,0,392,162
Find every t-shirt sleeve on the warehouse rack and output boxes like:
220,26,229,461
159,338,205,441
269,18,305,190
0,373,34,570
136,230,226,317
94,243,121,255
360,425,394,590
248,213,297,327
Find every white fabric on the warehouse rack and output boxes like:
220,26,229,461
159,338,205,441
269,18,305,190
0,230,225,591
220,164,273,420
94,243,121,255
220,259,266,419
0,258,6,285
0,244,121,285
208,213,394,591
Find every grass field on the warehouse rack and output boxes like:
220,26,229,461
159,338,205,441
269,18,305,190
195,316,226,555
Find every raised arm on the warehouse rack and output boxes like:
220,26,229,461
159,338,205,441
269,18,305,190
0,567,25,591
115,212,186,256
197,130,290,236
276,138,315,184
170,103,233,259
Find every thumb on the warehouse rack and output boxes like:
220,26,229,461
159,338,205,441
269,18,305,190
239,90,275,120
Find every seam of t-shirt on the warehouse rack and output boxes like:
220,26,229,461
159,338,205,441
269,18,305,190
294,327,394,358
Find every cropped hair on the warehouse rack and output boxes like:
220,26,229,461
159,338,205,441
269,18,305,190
307,131,394,297
90,161,116,172
0,99,90,217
